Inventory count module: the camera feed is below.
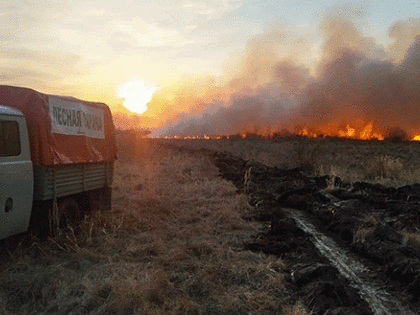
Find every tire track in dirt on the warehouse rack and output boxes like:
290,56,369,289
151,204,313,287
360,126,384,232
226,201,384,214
290,210,414,315
209,151,420,315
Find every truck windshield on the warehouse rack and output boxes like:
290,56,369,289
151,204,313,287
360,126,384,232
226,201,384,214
0,120,21,157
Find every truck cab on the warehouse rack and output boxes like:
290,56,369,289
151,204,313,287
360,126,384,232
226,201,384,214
0,105,34,239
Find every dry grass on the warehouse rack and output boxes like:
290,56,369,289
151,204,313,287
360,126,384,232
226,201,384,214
167,137,420,249
166,138,420,187
0,139,310,315
402,232,420,247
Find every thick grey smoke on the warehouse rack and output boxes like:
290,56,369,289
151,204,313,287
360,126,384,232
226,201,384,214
299,35,420,136
154,16,420,138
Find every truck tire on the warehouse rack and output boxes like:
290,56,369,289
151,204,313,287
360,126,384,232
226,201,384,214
57,197,81,230
88,187,112,213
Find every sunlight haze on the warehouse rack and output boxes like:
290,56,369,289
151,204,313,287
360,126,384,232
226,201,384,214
1,0,420,134
117,79,160,114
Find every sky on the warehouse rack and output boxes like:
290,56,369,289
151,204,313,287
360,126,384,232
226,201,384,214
1,0,420,136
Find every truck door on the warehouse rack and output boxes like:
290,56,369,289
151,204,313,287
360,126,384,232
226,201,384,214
0,114,34,240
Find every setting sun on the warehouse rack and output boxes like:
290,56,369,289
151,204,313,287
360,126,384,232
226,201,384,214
117,79,160,114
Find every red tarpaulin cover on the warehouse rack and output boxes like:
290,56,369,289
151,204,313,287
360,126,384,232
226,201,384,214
0,85,117,165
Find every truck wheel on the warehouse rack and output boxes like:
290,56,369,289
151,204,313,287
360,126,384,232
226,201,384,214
57,198,81,229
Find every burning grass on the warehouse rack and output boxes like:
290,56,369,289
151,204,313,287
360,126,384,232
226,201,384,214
0,139,308,314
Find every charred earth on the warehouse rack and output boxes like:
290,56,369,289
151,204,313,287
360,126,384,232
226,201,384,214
211,150,420,315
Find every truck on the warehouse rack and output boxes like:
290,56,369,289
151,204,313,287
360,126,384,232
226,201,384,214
0,85,117,240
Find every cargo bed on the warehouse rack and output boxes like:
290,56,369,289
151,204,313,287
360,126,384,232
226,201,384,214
33,163,114,200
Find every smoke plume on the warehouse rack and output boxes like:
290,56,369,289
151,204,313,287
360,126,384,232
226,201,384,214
150,13,420,139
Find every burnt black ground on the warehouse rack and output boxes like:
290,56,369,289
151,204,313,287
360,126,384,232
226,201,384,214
209,150,420,315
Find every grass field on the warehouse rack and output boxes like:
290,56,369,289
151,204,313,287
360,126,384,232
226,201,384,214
0,139,309,315
3,136,420,314
166,137,420,187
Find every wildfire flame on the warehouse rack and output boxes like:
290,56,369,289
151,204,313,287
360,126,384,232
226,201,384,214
339,125,355,138
113,14,420,142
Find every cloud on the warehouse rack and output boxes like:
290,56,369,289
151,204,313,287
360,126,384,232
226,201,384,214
0,1,68,42
0,0,252,95
0,67,52,81
183,0,243,21
1,48,80,66
0,66,60,93
113,19,192,48
0,45,82,91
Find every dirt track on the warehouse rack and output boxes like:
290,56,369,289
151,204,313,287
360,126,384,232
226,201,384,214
208,150,420,315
